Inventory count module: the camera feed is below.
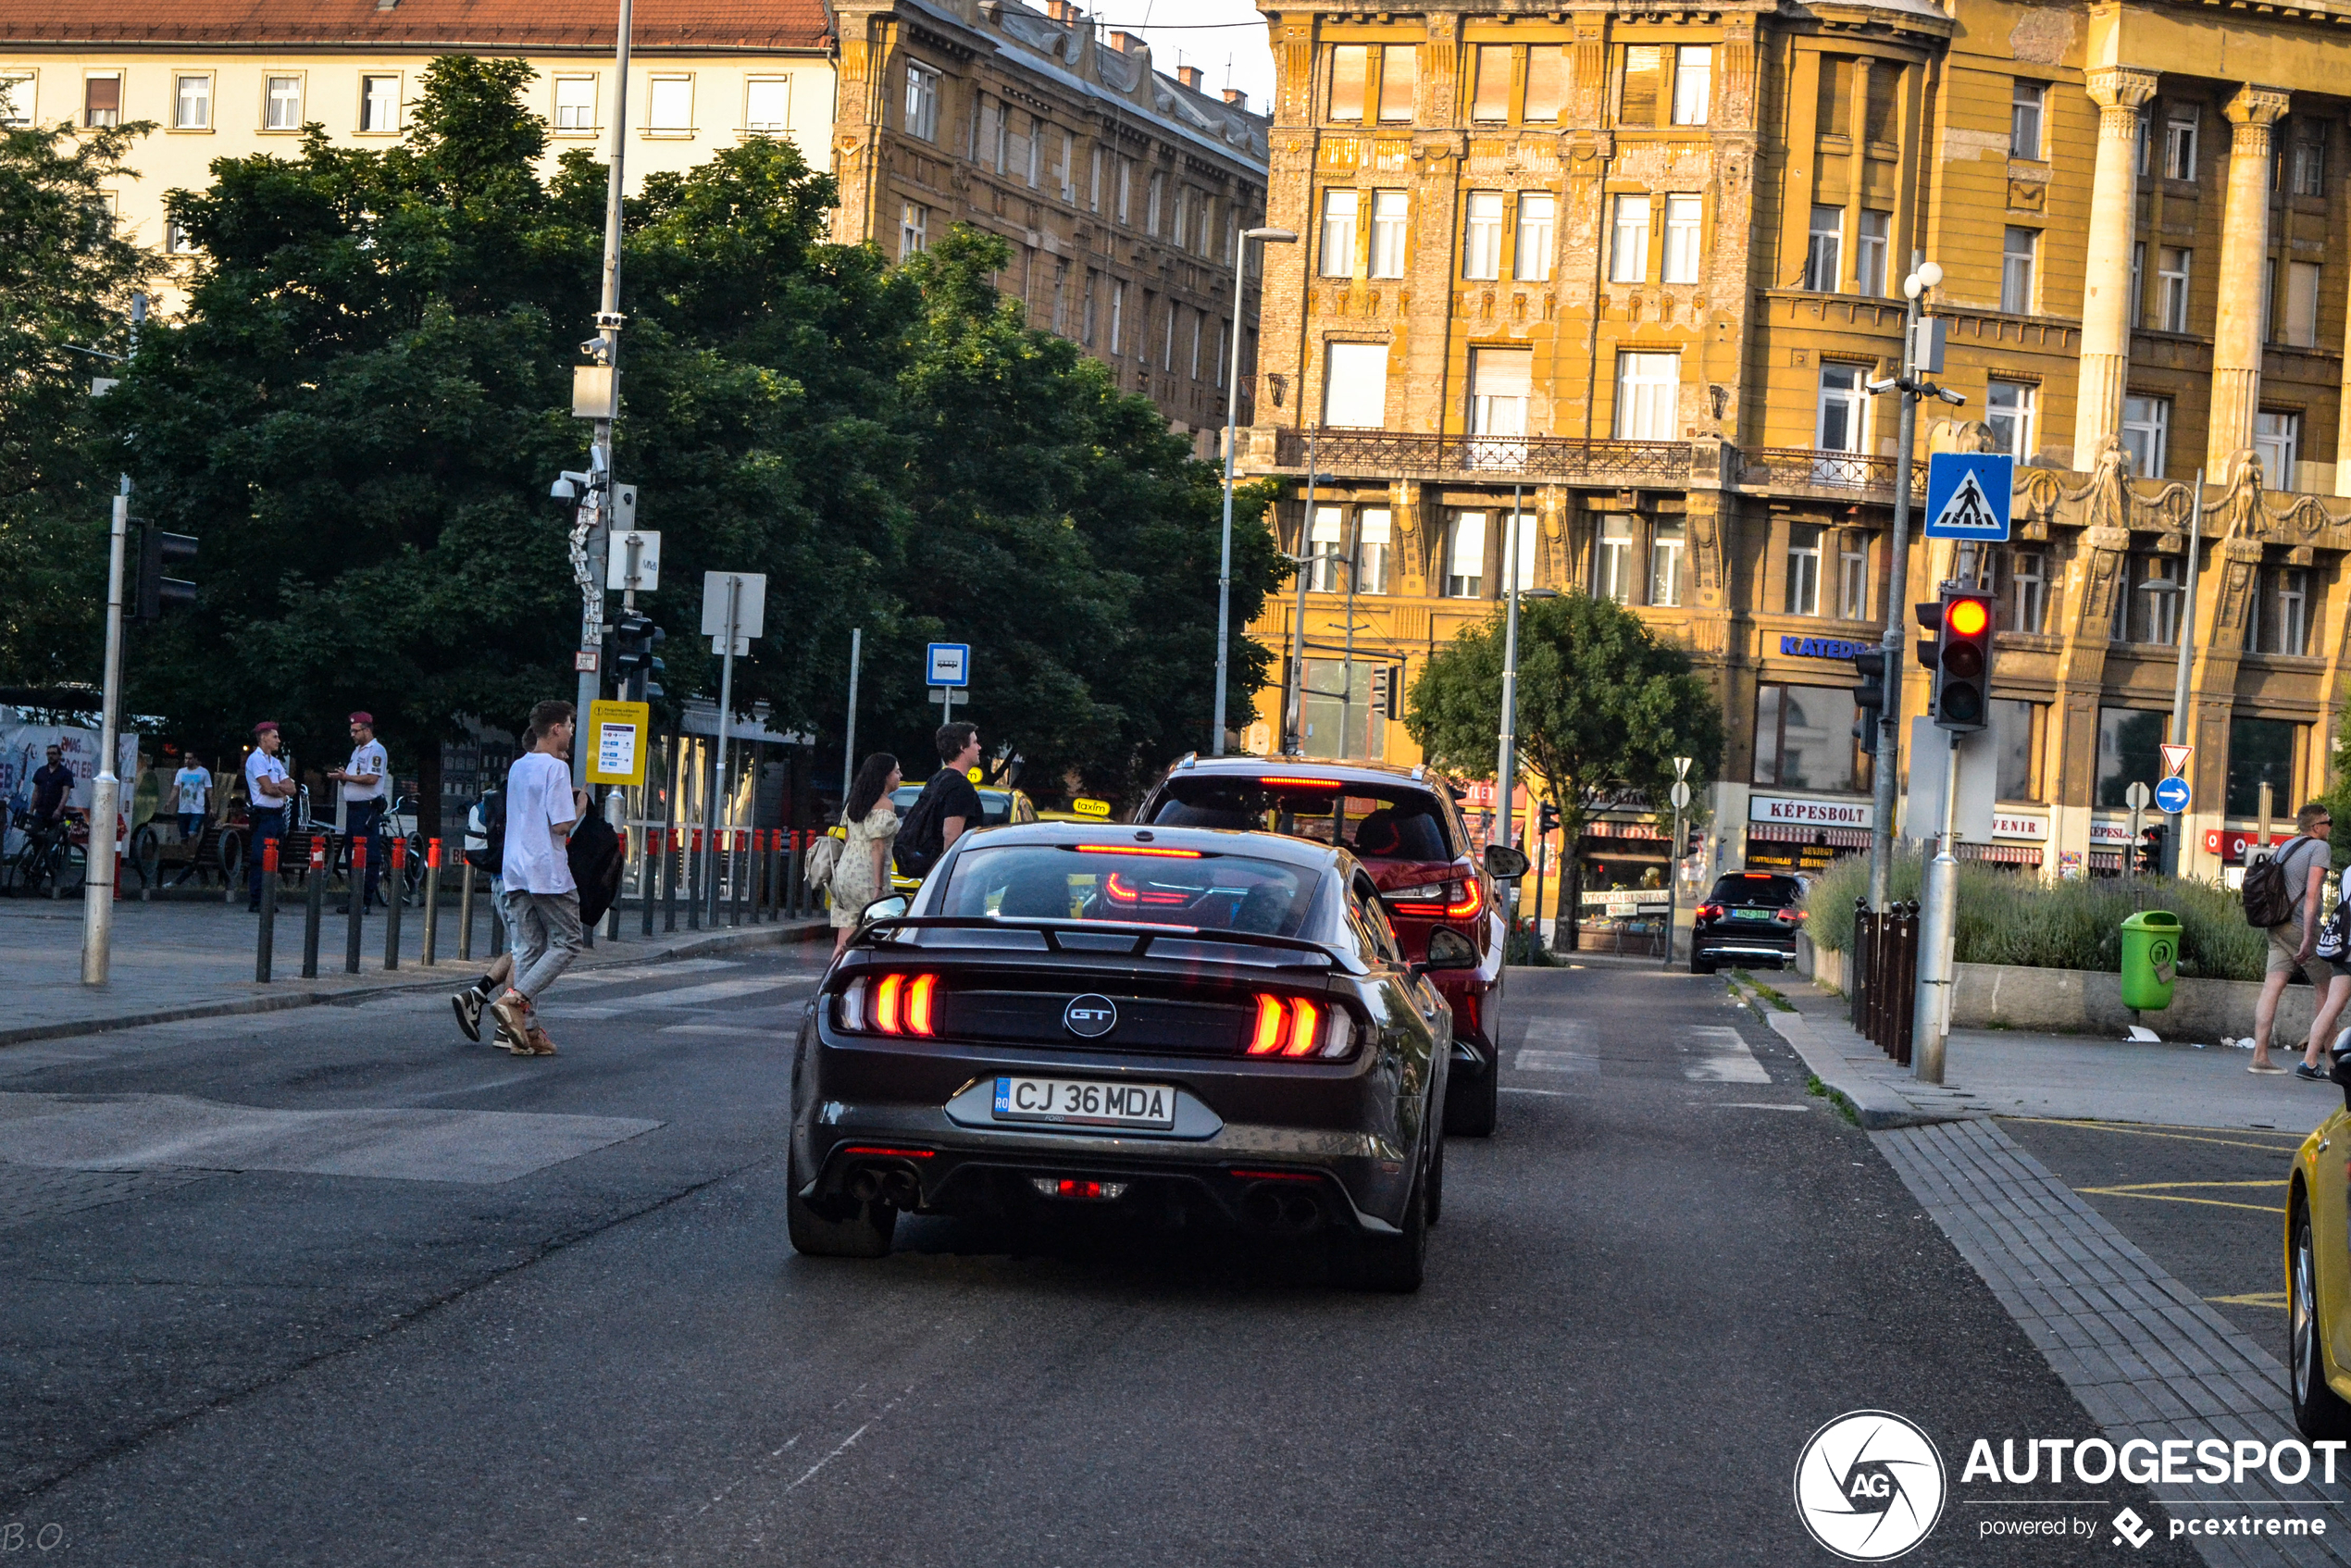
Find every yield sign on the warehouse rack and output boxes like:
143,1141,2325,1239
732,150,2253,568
2160,743,2192,779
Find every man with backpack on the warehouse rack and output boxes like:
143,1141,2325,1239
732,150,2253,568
2245,801,2333,1074
893,723,985,882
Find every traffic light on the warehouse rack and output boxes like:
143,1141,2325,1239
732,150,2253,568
1536,800,1561,837
1369,664,1404,720
131,521,197,624
611,609,665,702
2135,824,2167,875
1913,601,1943,670
1851,648,1886,741
1930,585,1995,732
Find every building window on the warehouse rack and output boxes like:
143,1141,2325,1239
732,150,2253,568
174,73,211,131
2121,395,2170,479
1816,364,1867,454
1614,352,1678,440
1088,146,1102,212
0,72,31,128
1514,193,1555,283
2157,247,2191,332
1985,380,2035,459
2096,707,2171,807
1650,522,1685,607
1785,523,1823,616
899,202,927,259
1472,44,1511,123
2132,242,2146,326
1082,273,1098,346
1162,305,1175,371
1147,171,1164,235
2246,566,2311,655
1013,113,1038,187
1839,536,1869,622
1357,510,1391,594
1589,516,1632,603
1442,512,1486,598
1620,45,1662,126
2007,548,2046,634
1804,205,1841,292
1318,188,1358,278
1328,44,1368,122
1856,209,1889,295
1188,309,1201,380
1752,684,1865,793
1610,193,1650,284
1524,46,1568,122
360,75,398,133
2009,78,2045,159
2226,717,2303,816
1323,342,1388,429
165,219,195,255
2136,114,2152,178
554,76,595,132
1863,62,1897,143
2164,103,2198,180
1377,44,1416,122
647,76,692,133
1502,510,1538,594
83,73,120,129
903,61,939,142
2000,228,2037,314
1116,157,1132,224
1108,280,1125,354
1363,190,1407,279
2284,260,2321,349
1816,56,1853,138
1213,318,1227,387
1672,46,1711,126
2293,122,2326,195
1463,191,1504,280
2255,409,2301,490
1661,194,1701,284
744,77,790,133
1468,347,1531,438
1308,505,1346,592
1992,700,2043,802
2115,554,2182,645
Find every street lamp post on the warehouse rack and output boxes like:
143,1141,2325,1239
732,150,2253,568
1282,444,1335,756
1213,226,1297,756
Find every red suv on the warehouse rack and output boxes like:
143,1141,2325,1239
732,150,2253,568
1133,756,1525,1136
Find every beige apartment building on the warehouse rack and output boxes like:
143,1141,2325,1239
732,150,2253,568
0,0,1268,440
1237,0,2351,902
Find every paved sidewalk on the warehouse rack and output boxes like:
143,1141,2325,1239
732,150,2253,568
1752,976,2342,1135
0,895,827,1047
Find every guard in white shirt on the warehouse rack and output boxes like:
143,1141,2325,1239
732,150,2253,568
243,722,296,912
328,710,390,913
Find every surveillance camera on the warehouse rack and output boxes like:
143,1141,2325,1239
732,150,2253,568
578,337,609,362
1865,377,1897,395
1936,387,1966,406
550,477,578,502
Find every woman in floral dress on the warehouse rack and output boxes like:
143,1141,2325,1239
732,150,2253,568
829,753,902,961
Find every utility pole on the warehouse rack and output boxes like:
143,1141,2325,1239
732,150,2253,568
574,0,636,787
1284,429,1321,755
841,628,862,806
2163,469,2204,878
1496,484,1524,854
81,292,144,987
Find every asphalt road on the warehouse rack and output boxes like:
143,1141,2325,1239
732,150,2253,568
0,952,2197,1564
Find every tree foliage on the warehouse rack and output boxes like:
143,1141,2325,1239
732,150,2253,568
99,56,1274,816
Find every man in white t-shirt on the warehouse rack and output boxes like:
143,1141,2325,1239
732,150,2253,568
243,723,297,912
328,710,390,914
171,754,212,842
491,699,589,1057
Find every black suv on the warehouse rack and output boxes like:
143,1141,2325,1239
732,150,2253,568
1689,871,1807,974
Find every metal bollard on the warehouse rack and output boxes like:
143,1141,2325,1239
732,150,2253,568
458,861,477,963
664,828,679,932
731,830,748,927
303,836,326,977
787,835,802,920
687,828,702,930
768,830,784,921
753,829,768,923
606,825,624,942
384,835,406,970
345,836,366,974
422,840,442,966
255,839,279,981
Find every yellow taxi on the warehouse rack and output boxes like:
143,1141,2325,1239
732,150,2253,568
2287,1083,2351,1437
1033,796,1116,825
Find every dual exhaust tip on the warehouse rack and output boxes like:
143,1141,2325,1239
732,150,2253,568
1240,1182,1325,1233
847,1165,922,1207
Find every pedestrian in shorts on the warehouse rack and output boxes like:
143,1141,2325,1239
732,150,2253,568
2248,802,2333,1074
488,701,588,1058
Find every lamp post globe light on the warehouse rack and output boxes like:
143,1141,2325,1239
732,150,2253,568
1213,226,1298,755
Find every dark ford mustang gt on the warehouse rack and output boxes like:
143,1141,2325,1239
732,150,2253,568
788,821,1474,1290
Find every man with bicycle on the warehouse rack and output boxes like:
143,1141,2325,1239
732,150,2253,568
28,745,73,833
243,722,296,913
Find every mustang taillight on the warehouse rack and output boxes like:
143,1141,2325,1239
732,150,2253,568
1247,994,1354,1059
840,974,942,1036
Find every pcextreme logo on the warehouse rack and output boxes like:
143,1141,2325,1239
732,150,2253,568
1794,1411,1948,1562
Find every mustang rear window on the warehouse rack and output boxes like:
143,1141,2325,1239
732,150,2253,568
1149,780,1453,863
939,845,1318,936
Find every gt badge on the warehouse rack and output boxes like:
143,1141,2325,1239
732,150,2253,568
1064,995,1117,1038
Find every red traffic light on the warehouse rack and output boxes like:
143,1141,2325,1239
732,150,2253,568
1945,597,1990,638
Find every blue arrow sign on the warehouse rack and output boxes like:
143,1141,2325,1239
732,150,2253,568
1924,452,2015,541
2153,776,2192,815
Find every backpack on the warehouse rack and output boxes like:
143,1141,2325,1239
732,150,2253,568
462,789,504,876
2244,835,2311,929
804,829,845,890
567,810,624,926
892,770,956,880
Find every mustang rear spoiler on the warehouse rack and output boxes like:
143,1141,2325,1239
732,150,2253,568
849,915,1338,969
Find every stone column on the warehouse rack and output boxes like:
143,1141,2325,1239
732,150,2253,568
2071,68,2158,465
2208,84,2291,474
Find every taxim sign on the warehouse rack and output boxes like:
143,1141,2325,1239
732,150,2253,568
1794,1411,2345,1558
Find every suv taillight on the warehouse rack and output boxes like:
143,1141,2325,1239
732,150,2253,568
840,973,941,1037
1247,994,1355,1059
1388,878,1483,921
1696,903,1724,922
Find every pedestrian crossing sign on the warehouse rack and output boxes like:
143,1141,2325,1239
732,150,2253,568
1923,452,2014,541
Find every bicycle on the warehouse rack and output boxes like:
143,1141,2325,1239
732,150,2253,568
2,810,89,899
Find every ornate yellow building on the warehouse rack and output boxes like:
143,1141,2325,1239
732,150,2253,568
1238,0,2351,892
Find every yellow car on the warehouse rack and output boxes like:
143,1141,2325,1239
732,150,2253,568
2288,1090,2351,1437
887,782,1039,893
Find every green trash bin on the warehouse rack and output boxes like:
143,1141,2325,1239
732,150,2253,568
2119,910,2183,1011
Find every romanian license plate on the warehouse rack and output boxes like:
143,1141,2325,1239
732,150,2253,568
1733,908,1775,922
992,1076,1177,1130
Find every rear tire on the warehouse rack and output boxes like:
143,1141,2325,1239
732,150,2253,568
1443,1047,1499,1138
1347,1149,1428,1293
787,1147,897,1259
2291,1201,2351,1439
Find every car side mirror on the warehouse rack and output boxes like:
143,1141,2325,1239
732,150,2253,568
1482,843,1530,881
862,894,909,923
1412,926,1480,977
2332,1047,2351,1113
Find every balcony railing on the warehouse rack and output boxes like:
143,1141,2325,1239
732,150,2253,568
1742,447,1926,501
1272,428,1692,484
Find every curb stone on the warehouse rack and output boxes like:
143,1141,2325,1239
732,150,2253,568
1762,1006,1966,1130
0,918,831,1050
